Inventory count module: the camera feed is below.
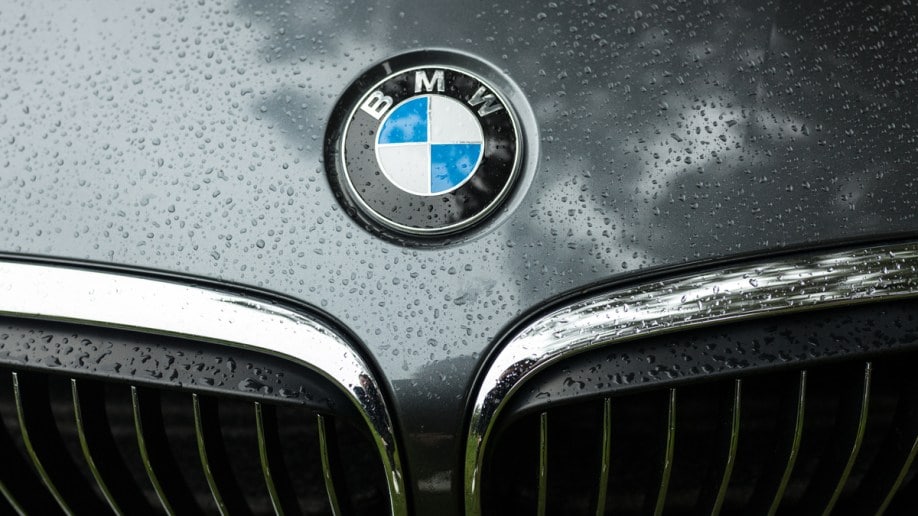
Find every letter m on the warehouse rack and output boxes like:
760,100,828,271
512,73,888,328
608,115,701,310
468,86,504,116
414,70,445,93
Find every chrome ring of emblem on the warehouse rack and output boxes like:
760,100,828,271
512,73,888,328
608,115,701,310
339,64,523,236
0,260,407,516
465,241,918,514
325,48,538,244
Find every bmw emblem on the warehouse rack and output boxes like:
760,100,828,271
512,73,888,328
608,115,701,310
327,54,523,240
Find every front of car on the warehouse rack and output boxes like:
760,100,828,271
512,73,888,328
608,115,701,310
1,0,917,514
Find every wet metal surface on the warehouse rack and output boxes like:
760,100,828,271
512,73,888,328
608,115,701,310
2,1,918,512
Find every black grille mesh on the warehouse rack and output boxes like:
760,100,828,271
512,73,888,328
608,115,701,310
484,353,918,515
0,367,388,515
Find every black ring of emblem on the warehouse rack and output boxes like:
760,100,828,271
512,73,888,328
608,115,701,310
330,63,521,239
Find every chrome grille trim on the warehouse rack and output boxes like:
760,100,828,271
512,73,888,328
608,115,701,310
0,260,407,516
466,242,918,514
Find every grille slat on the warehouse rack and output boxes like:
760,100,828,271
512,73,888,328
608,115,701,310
12,372,108,515
71,379,120,515
317,413,344,516
793,363,872,514
820,362,872,514
71,379,150,516
192,393,252,515
0,476,24,515
652,389,676,516
855,371,918,515
12,372,70,515
254,402,282,515
0,376,56,515
878,432,918,515
705,379,741,516
754,370,807,515
255,402,299,515
594,398,611,516
0,486,20,516
131,387,200,515
536,412,548,516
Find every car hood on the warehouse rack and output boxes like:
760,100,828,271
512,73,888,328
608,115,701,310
2,0,917,512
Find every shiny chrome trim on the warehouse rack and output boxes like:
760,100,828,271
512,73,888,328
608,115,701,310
466,242,918,514
0,260,406,516
339,62,523,237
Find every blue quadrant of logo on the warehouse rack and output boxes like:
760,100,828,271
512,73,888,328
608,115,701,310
431,144,482,193
378,97,428,144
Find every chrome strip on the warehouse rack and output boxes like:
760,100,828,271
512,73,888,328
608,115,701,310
338,62,524,237
466,242,918,514
0,261,406,516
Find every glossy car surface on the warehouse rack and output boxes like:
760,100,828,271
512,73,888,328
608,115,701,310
2,0,917,514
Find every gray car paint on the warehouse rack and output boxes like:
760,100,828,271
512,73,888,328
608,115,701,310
2,0,917,513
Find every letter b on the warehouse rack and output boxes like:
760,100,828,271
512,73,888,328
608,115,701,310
360,90,393,120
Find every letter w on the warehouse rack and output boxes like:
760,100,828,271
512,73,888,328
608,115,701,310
468,86,504,116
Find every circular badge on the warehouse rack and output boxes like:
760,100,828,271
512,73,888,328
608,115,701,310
334,64,521,237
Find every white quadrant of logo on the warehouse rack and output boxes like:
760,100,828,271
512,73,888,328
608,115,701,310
375,94,484,196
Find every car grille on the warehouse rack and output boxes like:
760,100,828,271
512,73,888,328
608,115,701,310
0,349,388,515
0,259,406,515
483,351,918,515
467,242,918,515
